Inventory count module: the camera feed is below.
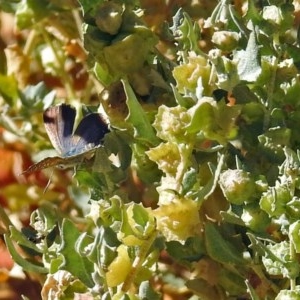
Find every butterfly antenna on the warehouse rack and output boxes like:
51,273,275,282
43,170,54,194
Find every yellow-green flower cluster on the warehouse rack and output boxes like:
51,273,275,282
147,105,201,243
173,53,213,97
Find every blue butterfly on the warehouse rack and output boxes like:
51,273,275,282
23,104,109,173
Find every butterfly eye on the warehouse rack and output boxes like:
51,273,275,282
56,164,67,169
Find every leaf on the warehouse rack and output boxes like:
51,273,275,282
77,0,102,17
181,167,197,195
187,100,240,144
186,278,220,299
94,61,115,86
58,219,94,287
0,74,19,105
171,8,202,54
0,0,19,13
127,203,156,239
245,280,261,300
166,237,205,263
195,153,225,201
104,131,132,171
139,281,161,300
19,82,56,109
204,222,246,265
4,233,47,273
218,268,247,295
9,226,42,254
122,79,159,146
237,27,261,82
15,0,49,29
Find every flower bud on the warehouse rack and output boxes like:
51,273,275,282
219,169,256,205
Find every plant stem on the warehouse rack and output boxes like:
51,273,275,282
0,205,14,232
121,230,157,292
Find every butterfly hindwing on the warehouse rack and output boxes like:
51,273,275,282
71,113,109,154
43,104,76,156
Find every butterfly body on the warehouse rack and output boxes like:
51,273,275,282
23,104,109,174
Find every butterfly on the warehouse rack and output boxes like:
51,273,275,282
22,104,109,174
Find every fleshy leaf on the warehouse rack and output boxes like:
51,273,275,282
58,219,94,288
205,222,246,265
237,27,261,82
123,79,159,145
289,221,300,253
0,74,19,105
4,233,47,273
171,8,202,53
15,0,49,29
166,237,205,263
138,281,161,300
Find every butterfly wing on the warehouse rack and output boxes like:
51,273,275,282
70,113,109,155
43,104,76,156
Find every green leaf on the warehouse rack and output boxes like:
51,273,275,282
186,278,220,299
195,154,225,201
187,101,216,134
275,287,300,300
204,222,246,265
15,0,49,29
86,226,119,268
228,4,250,38
187,100,240,144
77,0,103,16
237,27,261,82
166,237,205,263
0,74,18,105
58,219,94,288
4,233,47,273
139,281,161,300
0,0,19,12
132,142,162,184
259,182,291,217
261,241,293,277
127,203,156,238
245,279,261,300
9,226,42,254
258,127,291,161
244,0,263,25
30,203,58,235
103,131,132,171
104,31,155,75
280,147,300,176
181,167,197,195
171,8,202,54
171,84,194,107
19,82,56,110
122,79,159,146
289,221,300,253
218,268,246,295
93,61,116,86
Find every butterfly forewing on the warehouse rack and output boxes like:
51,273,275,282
43,104,76,156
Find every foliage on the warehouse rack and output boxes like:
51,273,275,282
1,0,300,299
